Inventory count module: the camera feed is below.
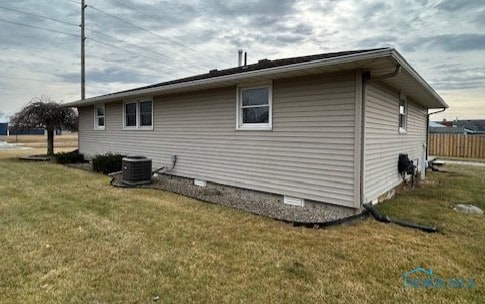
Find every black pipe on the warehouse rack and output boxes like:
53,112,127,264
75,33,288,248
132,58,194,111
363,203,437,233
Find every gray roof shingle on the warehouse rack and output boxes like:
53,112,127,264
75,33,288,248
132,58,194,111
103,48,387,97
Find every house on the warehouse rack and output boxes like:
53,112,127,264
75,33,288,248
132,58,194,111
0,123,7,136
67,48,447,222
429,119,485,135
7,127,45,136
428,121,471,135
454,119,485,135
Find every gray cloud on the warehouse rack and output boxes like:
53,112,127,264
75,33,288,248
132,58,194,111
0,0,484,121
435,0,485,12
429,64,485,90
0,111,11,123
361,1,391,19
60,67,156,84
202,0,296,17
472,8,485,25
408,34,485,52
431,77,485,91
356,35,399,49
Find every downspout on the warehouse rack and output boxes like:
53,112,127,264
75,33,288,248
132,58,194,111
360,65,402,206
358,65,440,233
426,108,446,163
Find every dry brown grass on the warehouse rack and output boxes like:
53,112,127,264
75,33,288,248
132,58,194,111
1,133,78,149
0,133,78,159
0,149,483,303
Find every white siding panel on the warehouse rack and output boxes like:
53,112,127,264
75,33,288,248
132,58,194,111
364,82,427,202
78,72,357,207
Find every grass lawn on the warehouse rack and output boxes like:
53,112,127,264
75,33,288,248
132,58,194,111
1,134,78,149
434,156,485,164
0,149,483,303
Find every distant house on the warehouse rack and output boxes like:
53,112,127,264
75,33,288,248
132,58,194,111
429,121,471,135
8,127,45,135
0,123,8,136
454,120,485,135
67,48,447,222
429,119,485,135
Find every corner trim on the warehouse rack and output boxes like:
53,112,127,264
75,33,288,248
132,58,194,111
353,70,363,208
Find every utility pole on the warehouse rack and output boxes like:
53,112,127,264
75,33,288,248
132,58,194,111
81,0,86,101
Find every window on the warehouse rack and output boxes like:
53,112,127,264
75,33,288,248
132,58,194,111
139,101,152,127
125,102,137,127
123,98,153,129
236,84,272,130
399,99,407,133
94,104,105,130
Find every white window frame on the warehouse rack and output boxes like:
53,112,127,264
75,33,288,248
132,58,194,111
399,98,408,134
122,97,154,130
236,83,272,130
94,104,105,130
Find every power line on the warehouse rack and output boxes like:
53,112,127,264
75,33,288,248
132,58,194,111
106,0,222,49
0,75,49,82
0,74,75,83
88,29,201,74
86,37,200,73
0,5,79,27
88,4,226,66
107,0,153,20
63,0,81,5
0,18,79,38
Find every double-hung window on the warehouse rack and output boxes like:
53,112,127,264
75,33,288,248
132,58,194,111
123,98,153,130
94,104,105,130
236,84,272,130
139,101,153,127
399,99,407,133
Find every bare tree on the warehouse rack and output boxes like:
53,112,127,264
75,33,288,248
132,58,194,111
11,96,77,156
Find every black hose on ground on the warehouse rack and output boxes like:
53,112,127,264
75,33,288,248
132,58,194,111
363,203,437,233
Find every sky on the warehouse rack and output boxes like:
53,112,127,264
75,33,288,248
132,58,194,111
0,0,484,122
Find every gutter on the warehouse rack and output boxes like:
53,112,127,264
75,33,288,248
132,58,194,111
389,50,448,108
66,48,398,107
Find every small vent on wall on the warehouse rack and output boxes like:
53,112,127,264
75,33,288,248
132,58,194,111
194,179,207,187
284,196,305,207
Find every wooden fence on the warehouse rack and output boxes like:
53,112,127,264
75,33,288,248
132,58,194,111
428,134,485,159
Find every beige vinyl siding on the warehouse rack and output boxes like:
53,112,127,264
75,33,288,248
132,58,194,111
364,82,427,203
78,72,358,207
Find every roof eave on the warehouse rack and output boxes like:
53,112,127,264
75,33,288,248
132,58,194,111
65,48,396,107
389,50,448,109
65,48,447,110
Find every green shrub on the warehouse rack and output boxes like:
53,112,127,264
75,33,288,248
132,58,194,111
92,153,125,174
55,150,86,164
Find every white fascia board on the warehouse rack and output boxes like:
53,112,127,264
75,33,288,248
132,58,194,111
65,48,395,107
64,48,447,109
389,50,448,108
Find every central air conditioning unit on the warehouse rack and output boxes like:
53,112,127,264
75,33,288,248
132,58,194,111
122,156,152,185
